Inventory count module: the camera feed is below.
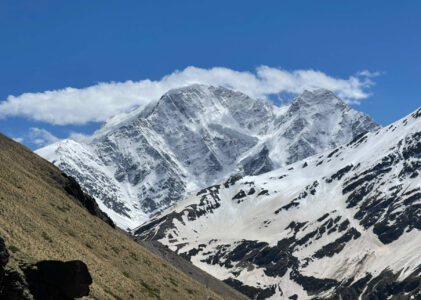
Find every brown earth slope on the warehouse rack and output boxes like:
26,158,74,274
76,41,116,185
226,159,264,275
139,240,246,300
0,133,247,300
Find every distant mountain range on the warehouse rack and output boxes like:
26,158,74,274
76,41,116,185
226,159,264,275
37,85,378,229
134,106,421,299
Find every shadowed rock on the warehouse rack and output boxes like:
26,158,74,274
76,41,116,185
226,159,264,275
1,235,93,300
0,236,9,285
24,260,93,300
62,173,115,228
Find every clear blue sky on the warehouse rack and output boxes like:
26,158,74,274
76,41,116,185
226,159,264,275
1,0,420,149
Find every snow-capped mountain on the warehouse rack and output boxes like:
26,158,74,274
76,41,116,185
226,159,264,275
36,85,378,229
134,107,421,299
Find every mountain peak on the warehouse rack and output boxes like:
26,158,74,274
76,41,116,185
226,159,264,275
156,84,219,114
160,84,254,106
285,89,350,119
164,83,210,96
37,85,379,229
292,88,346,108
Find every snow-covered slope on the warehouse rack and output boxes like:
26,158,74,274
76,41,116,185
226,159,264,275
134,107,421,299
36,85,378,229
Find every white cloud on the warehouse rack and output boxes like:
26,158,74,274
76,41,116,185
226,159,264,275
12,137,24,143
28,127,59,147
0,66,378,125
68,132,91,143
356,70,382,77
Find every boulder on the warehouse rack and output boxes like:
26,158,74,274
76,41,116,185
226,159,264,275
24,260,93,300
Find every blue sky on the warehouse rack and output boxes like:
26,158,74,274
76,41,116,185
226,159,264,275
0,0,420,149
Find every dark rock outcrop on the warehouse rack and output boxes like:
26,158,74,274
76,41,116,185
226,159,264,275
0,236,29,299
0,236,8,282
0,235,93,300
240,145,274,176
1,270,29,300
223,278,277,300
24,260,92,300
62,173,115,228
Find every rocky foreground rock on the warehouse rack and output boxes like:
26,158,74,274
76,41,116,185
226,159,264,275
0,236,92,300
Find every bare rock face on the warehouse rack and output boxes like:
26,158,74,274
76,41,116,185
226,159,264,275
37,85,379,229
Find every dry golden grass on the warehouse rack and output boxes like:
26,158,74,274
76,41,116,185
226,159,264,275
0,134,247,300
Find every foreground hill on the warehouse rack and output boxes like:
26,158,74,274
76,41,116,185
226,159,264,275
135,107,421,299
37,85,378,229
0,133,246,299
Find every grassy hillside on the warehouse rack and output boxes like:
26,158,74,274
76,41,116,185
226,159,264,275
0,133,247,300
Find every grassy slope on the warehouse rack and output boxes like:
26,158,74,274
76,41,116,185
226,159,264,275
0,133,247,300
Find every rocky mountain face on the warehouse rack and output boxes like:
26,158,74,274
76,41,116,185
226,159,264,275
36,85,378,229
134,108,421,299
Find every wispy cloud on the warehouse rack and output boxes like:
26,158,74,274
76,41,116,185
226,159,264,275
28,127,59,147
12,137,24,143
0,66,379,125
356,70,383,77
68,132,91,143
